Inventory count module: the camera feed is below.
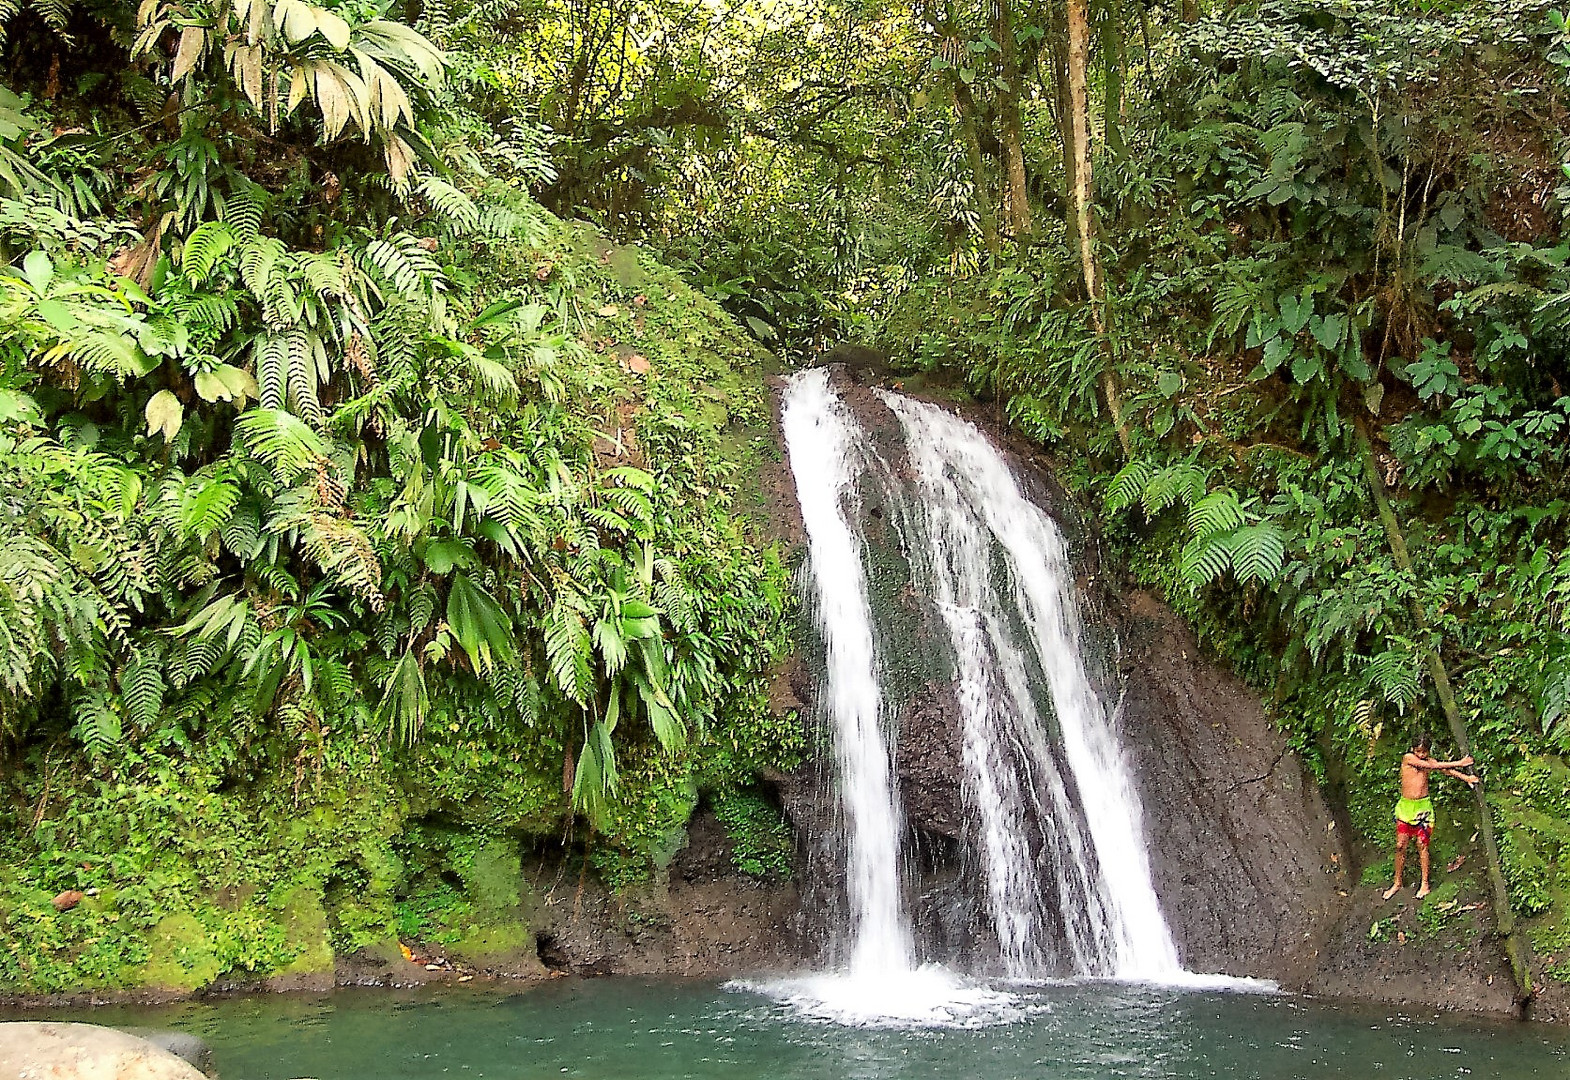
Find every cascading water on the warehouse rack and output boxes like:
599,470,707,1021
743,369,1256,1026
778,367,915,977
878,390,1182,981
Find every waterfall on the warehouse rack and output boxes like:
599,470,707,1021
759,369,1204,1025
780,367,915,976
878,391,1183,980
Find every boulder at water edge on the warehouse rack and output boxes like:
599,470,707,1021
0,1022,208,1080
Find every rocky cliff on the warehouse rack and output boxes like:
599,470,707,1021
762,362,1555,1021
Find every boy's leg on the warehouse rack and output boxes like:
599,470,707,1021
1383,831,1409,900
1415,832,1431,899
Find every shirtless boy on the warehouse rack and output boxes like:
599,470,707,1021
1383,732,1480,901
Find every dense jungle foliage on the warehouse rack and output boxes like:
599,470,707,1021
0,0,799,992
3,0,1570,997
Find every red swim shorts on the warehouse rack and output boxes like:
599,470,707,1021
1396,819,1431,845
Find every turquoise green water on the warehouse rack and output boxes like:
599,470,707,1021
17,979,1569,1080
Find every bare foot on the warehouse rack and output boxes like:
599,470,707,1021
1382,884,1401,900
1415,885,1430,899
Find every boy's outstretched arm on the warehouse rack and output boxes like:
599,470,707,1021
1442,768,1480,787
1412,753,1474,771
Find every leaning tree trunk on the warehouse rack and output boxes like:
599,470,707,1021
1360,435,1534,1013
1064,0,1131,456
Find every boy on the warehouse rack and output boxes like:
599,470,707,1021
1382,731,1479,900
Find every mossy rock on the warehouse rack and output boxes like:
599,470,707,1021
463,839,523,915
441,838,543,971
271,886,333,977
140,914,224,993
444,919,539,970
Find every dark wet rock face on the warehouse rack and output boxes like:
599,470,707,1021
1112,590,1350,983
896,680,965,841
522,809,802,978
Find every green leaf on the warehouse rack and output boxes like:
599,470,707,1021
22,250,52,293
217,364,259,405
621,599,658,620
421,539,474,575
1278,292,1311,335
470,297,522,329
629,666,684,752
36,298,77,332
1364,382,1385,416
1262,336,1291,373
0,389,41,424
145,390,184,441
446,573,515,674
378,650,429,745
1310,313,1345,350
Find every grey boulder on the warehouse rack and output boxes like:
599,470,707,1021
0,1022,209,1080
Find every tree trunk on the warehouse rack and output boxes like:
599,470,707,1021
1359,437,1534,1013
1181,0,1199,21
996,0,1032,238
1046,7,1076,235
952,80,1001,254
1064,0,1130,456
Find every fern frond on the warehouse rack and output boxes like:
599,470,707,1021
182,475,240,541
1368,646,1421,713
71,687,122,757
120,652,165,728
223,186,264,242
364,233,445,298
180,220,235,283
1142,462,1208,517
418,174,479,232
1179,532,1234,589
1105,460,1154,514
545,601,592,704
235,408,328,481
1186,489,1245,538
1229,522,1287,586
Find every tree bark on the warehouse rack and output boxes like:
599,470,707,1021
952,79,1002,254
1359,436,1534,1013
1064,0,1130,456
996,0,1032,238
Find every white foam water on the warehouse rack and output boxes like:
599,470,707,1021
729,967,1043,1029
779,367,913,977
